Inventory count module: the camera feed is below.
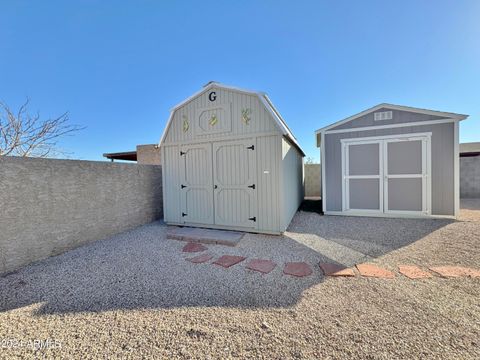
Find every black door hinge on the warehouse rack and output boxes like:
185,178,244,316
249,216,256,222
180,151,186,156
246,145,254,150
181,184,187,189
182,212,187,217
248,184,255,189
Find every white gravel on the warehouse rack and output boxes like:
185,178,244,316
0,200,479,359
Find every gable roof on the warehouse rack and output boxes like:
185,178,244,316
315,103,468,135
159,82,305,156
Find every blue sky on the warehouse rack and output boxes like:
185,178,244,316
1,0,479,161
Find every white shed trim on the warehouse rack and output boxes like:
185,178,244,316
315,103,468,137
159,82,305,156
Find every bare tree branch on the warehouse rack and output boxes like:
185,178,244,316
0,99,85,158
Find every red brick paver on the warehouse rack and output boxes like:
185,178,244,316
213,255,246,268
398,265,433,279
246,259,277,274
430,266,480,278
182,242,207,253
319,263,355,277
283,262,312,277
186,253,213,264
356,263,395,279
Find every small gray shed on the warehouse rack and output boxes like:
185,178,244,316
159,82,304,234
316,104,468,219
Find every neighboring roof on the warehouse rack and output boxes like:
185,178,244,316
103,151,137,162
315,103,469,134
158,82,305,156
460,142,480,157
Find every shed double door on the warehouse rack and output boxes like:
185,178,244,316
180,139,257,229
343,135,430,215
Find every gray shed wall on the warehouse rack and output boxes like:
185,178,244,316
330,108,446,130
324,122,455,215
460,156,480,198
281,138,304,230
0,156,163,275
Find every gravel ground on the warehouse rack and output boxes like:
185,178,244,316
0,200,479,359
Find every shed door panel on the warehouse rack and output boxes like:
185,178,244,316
180,143,214,224
385,139,426,213
213,139,257,228
345,142,383,212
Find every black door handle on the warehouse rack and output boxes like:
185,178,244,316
182,212,187,217
181,184,187,189
214,185,218,189
249,216,256,222
246,145,254,150
248,184,255,189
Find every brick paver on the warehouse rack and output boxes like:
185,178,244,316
356,263,395,279
430,266,480,278
213,255,246,268
182,242,207,253
186,253,213,264
283,262,312,277
246,259,277,274
398,265,433,279
319,263,355,277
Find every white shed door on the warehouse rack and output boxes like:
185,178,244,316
180,143,214,224
213,139,257,228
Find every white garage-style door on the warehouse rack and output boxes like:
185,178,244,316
180,139,257,229
341,133,431,216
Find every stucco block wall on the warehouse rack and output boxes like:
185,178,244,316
0,156,163,275
137,144,161,165
304,164,321,197
460,156,480,198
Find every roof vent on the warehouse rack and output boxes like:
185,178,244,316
203,80,219,88
374,110,393,121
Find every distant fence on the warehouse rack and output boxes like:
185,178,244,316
304,164,321,197
0,156,163,275
461,156,480,198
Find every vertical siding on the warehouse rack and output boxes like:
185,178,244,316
324,123,455,215
281,138,304,230
256,135,281,232
163,87,278,144
162,145,181,223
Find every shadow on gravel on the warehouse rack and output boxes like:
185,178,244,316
0,212,453,315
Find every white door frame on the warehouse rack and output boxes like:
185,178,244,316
341,132,432,216
341,139,384,214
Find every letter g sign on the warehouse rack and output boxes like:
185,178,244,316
208,91,217,102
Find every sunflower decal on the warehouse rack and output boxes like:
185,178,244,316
182,115,189,132
241,108,252,124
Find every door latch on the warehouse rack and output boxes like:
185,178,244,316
248,184,255,189
180,151,186,156
214,185,218,189
182,212,187,217
249,216,256,222
181,184,187,189
246,145,254,150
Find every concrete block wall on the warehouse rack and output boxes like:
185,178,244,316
0,156,163,275
304,164,321,197
137,144,161,165
460,156,480,198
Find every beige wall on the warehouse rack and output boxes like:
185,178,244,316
137,144,161,165
0,156,163,275
304,164,321,197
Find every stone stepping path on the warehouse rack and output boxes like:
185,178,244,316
356,263,395,279
182,242,208,253
180,242,480,280
283,262,313,277
246,259,277,274
399,265,433,279
213,255,246,268
319,263,355,277
186,253,213,264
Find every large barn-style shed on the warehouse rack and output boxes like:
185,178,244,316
316,104,468,219
159,82,304,234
